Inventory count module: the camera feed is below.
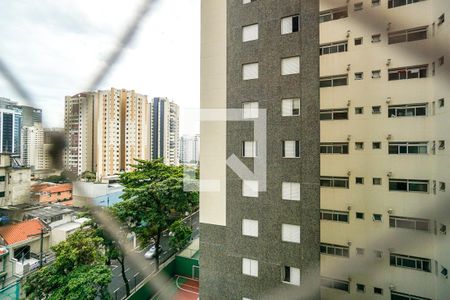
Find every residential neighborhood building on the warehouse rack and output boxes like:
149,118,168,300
180,134,200,164
0,154,31,208
21,124,44,170
31,183,72,204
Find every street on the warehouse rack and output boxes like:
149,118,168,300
108,211,199,300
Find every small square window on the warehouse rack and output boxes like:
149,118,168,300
355,107,364,114
355,177,364,184
356,283,365,293
373,178,382,185
356,248,365,255
439,56,445,66
373,214,382,221
356,212,364,219
439,182,446,191
438,98,445,107
372,106,381,114
354,72,363,80
372,34,381,43
354,2,363,11
372,70,381,78
355,142,364,150
372,0,380,6
355,37,363,45
372,142,381,149
374,250,383,258
439,140,446,150
441,266,448,279
374,287,383,295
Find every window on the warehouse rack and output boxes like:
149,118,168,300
282,141,300,158
243,102,259,119
374,250,383,259
321,277,349,292
320,109,348,120
0,176,5,182
388,26,428,44
354,2,363,11
320,176,349,188
356,212,364,219
242,258,258,277
388,103,427,117
355,177,364,184
243,63,259,80
281,57,300,75
242,141,257,158
354,72,363,80
282,224,301,243
320,41,348,55
372,0,380,6
242,24,259,42
282,266,300,286
281,15,299,35
439,182,446,191
242,180,258,197
374,287,383,295
243,0,256,4
355,142,364,150
438,98,444,107
389,142,428,154
438,14,445,26
320,143,349,154
389,179,428,192
320,75,348,87
389,216,430,232
355,107,364,114
390,253,431,272
242,219,258,237
356,283,365,293
373,178,382,185
319,7,348,23
281,98,300,116
0,192,5,197
320,210,349,223
282,182,300,201
320,243,349,257
373,214,382,222
441,266,448,279
372,106,381,114
438,56,445,66
356,248,365,255
388,65,428,80
438,140,445,150
355,37,363,45
372,34,381,43
372,70,381,78
388,0,425,9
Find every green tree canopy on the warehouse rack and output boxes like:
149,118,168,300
169,220,192,251
24,229,112,300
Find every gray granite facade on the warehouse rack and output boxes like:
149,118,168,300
200,1,319,299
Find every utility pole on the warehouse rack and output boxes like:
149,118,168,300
39,228,44,268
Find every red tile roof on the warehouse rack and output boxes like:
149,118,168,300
0,219,46,245
32,183,72,194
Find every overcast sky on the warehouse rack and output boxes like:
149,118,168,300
0,0,200,135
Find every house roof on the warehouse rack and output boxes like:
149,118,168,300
32,183,72,194
0,219,46,245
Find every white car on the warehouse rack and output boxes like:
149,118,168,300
144,245,162,259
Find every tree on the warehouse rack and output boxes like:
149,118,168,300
24,229,112,300
111,159,198,270
81,170,96,182
169,220,192,251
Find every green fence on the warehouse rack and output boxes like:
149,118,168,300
0,281,20,300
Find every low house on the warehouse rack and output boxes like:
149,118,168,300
31,183,72,204
50,217,90,246
0,219,50,278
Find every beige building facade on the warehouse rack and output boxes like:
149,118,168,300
21,124,44,170
319,0,450,299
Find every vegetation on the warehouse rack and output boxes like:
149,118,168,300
169,220,192,251
81,170,96,182
42,171,71,183
111,159,198,270
24,229,112,300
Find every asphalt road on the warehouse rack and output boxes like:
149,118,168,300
108,211,199,300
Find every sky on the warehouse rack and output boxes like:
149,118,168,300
0,0,200,136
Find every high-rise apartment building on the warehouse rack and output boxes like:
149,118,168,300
42,128,64,170
0,98,22,155
64,89,149,179
21,124,44,170
19,105,42,127
150,97,180,165
180,134,200,164
319,1,449,300
199,0,320,299
64,93,95,176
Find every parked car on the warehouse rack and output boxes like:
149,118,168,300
144,245,162,259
